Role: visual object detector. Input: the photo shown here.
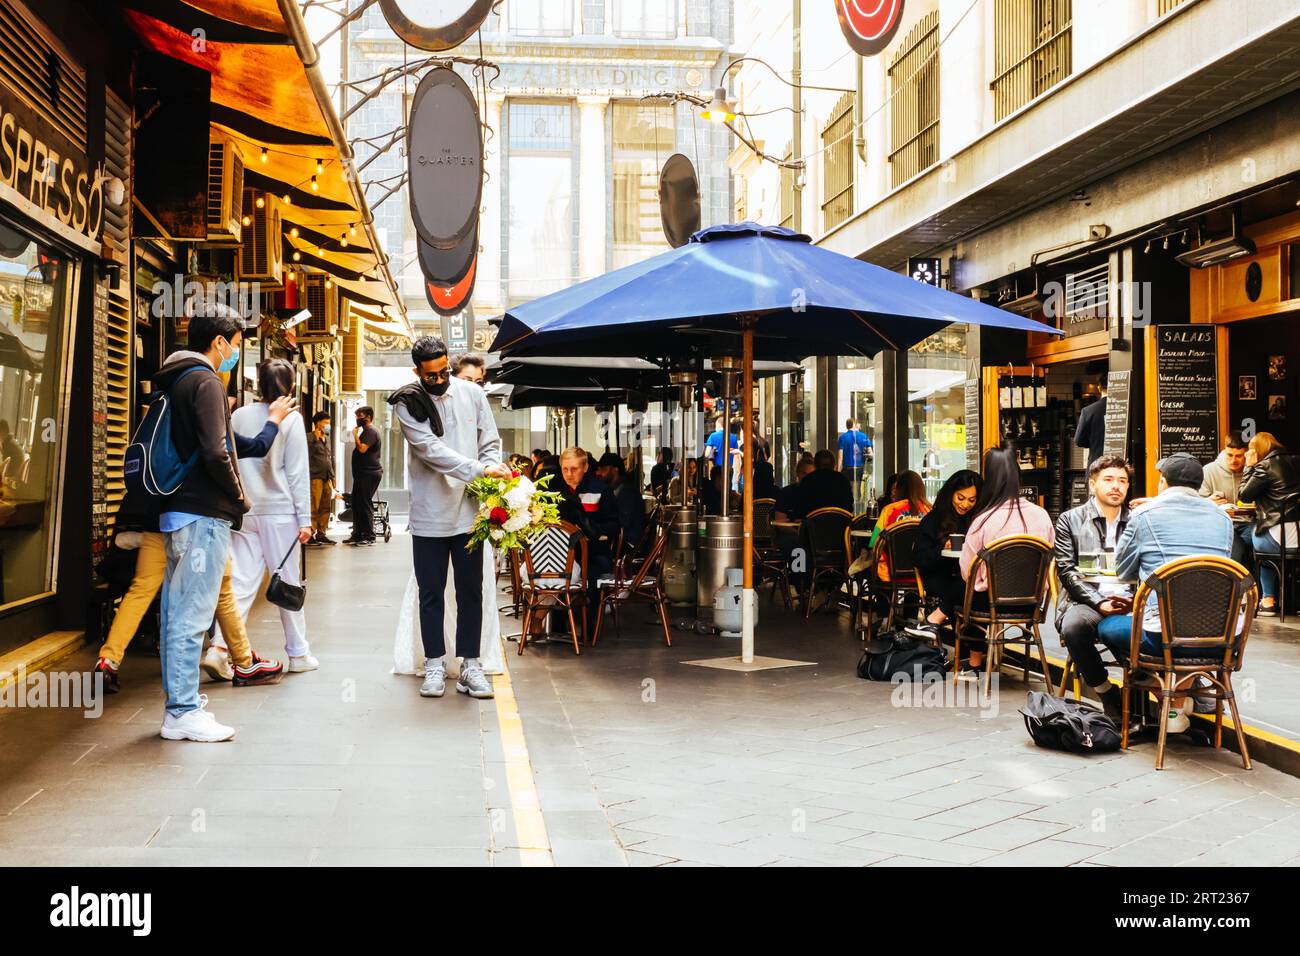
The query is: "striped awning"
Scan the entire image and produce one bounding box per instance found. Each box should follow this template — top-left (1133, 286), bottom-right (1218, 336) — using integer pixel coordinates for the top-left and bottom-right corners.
top-left (348, 302), bottom-right (411, 342)
top-left (119, 0), bottom-right (410, 336)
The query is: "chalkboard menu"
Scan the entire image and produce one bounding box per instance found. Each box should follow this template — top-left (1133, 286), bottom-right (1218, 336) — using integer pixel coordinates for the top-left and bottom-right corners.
top-left (1155, 325), bottom-right (1220, 462)
top-left (964, 378), bottom-right (980, 469)
top-left (1102, 369), bottom-right (1130, 458)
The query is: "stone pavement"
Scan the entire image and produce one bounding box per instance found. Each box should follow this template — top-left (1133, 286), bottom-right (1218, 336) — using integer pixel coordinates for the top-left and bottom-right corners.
top-left (2, 529), bottom-right (1300, 867)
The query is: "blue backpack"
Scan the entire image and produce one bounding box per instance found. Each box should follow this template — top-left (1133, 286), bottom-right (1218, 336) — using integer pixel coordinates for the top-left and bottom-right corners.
top-left (123, 366), bottom-right (203, 497)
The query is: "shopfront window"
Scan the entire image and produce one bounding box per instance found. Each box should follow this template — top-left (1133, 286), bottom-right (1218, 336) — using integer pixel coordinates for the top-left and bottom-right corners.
top-left (507, 102), bottom-right (574, 304)
top-left (612, 101), bottom-right (674, 269)
top-left (908, 326), bottom-right (969, 499)
top-left (836, 356), bottom-right (878, 511)
top-left (0, 224), bottom-right (73, 608)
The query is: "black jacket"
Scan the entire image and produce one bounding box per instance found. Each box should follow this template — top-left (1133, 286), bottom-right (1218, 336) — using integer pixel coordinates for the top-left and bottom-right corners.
top-left (795, 468), bottom-right (853, 516)
top-left (1239, 451), bottom-right (1300, 532)
top-left (116, 419), bottom-right (279, 533)
top-left (1075, 396), bottom-right (1106, 464)
top-left (152, 352), bottom-right (247, 529)
top-left (558, 473), bottom-right (620, 549)
top-left (1052, 498), bottom-right (1131, 625)
top-left (611, 479), bottom-right (646, 550)
top-left (914, 508), bottom-right (971, 580)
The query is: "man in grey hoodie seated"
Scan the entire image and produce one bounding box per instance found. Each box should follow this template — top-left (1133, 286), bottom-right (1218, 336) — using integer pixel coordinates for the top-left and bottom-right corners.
top-left (389, 336), bottom-right (512, 701)
top-left (1199, 431), bottom-right (1250, 563)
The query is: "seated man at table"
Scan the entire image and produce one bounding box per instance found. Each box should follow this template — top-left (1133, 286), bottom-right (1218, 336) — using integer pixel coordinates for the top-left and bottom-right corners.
top-left (1097, 453), bottom-right (1234, 734)
top-left (595, 451), bottom-right (645, 553)
top-left (1199, 431), bottom-right (1252, 564)
top-left (1054, 455), bottom-right (1135, 724)
top-left (794, 449), bottom-right (854, 517)
top-left (556, 447), bottom-right (620, 634)
top-left (774, 458), bottom-right (816, 522)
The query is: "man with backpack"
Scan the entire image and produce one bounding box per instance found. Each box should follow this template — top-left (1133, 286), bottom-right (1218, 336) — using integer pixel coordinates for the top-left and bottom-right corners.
top-left (150, 306), bottom-right (253, 742)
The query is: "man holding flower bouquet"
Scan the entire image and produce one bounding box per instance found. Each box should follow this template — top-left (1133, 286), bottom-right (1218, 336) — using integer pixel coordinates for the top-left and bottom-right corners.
top-left (388, 336), bottom-right (512, 700)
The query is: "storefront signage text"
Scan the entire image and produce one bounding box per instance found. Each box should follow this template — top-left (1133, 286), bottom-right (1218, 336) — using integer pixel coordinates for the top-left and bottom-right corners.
top-left (1154, 325), bottom-right (1219, 462)
top-left (0, 91), bottom-right (102, 241)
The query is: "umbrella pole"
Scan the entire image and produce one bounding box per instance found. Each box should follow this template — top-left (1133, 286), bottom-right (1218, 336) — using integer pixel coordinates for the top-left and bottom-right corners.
top-left (742, 323), bottom-right (755, 664)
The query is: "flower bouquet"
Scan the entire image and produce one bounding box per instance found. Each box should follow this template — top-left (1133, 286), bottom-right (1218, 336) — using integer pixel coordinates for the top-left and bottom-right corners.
top-left (466, 471), bottom-right (563, 551)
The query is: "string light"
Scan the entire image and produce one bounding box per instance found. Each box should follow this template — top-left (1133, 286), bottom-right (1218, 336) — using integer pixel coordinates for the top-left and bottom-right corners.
top-left (325, 277), bottom-right (332, 289)
top-left (241, 214), bottom-right (251, 227)
top-left (283, 193), bottom-right (291, 205)
top-left (310, 175), bottom-right (318, 192)
top-left (260, 147), bottom-right (268, 163)
top-left (289, 226), bottom-right (299, 238)
top-left (292, 250), bottom-right (302, 262)
top-left (349, 223), bottom-right (357, 237)
top-left (340, 235), bottom-right (348, 248)
top-left (255, 195), bottom-right (265, 209)
top-left (315, 158), bottom-right (324, 176)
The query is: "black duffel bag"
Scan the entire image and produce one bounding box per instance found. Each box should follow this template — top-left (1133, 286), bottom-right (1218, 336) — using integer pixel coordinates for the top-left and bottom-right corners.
top-left (1021, 691), bottom-right (1121, 754)
top-left (856, 631), bottom-right (949, 682)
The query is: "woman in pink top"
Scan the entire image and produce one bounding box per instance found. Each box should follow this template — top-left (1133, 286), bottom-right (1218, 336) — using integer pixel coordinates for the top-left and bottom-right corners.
top-left (957, 445), bottom-right (1056, 672)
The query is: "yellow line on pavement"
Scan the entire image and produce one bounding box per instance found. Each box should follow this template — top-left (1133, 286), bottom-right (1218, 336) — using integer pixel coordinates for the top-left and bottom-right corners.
top-left (492, 659), bottom-right (552, 866)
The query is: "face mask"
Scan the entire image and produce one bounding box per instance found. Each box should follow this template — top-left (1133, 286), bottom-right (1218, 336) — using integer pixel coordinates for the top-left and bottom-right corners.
top-left (217, 340), bottom-right (239, 374)
top-left (321, 425), bottom-right (330, 436)
top-left (421, 373), bottom-right (451, 396)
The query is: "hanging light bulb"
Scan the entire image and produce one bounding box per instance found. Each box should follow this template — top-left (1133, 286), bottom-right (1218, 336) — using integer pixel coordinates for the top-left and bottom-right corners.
top-left (310, 175), bottom-right (318, 192)
top-left (340, 234), bottom-right (348, 248)
top-left (289, 226), bottom-right (299, 238)
top-left (316, 245), bottom-right (324, 256)
top-left (325, 277), bottom-right (332, 289)
top-left (241, 214), bottom-right (251, 227)
top-left (349, 223), bottom-right (358, 237)
top-left (292, 250), bottom-right (302, 262)
top-left (700, 86), bottom-right (736, 123)
top-left (255, 195), bottom-right (265, 209)
top-left (283, 193), bottom-right (291, 205)
top-left (315, 158), bottom-right (324, 176)
top-left (260, 147), bottom-right (268, 163)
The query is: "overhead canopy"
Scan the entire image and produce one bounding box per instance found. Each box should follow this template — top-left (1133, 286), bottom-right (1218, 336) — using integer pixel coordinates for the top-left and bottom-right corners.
top-left (347, 302), bottom-right (411, 342)
top-left (119, 0), bottom-right (410, 337)
top-left (492, 223), bottom-right (1059, 361)
top-left (489, 355), bottom-right (802, 389)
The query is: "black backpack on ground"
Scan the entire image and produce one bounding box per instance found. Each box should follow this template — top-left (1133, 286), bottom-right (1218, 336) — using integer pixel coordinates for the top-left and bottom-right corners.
top-left (856, 630), bottom-right (950, 682)
top-left (1021, 691), bottom-right (1122, 754)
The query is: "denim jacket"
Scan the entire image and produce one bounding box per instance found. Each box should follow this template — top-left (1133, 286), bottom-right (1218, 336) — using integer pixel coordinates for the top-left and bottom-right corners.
top-left (1115, 486), bottom-right (1233, 632)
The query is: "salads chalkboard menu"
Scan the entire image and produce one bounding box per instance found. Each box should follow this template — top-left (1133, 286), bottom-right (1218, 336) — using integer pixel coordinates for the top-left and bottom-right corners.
top-left (1155, 325), bottom-right (1219, 462)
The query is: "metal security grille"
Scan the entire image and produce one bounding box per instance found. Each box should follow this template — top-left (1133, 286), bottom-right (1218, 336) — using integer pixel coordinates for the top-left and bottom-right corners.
top-left (0, 0), bottom-right (87, 151)
top-left (340, 314), bottom-right (363, 394)
top-left (103, 286), bottom-right (131, 534)
top-left (821, 92), bottom-right (855, 231)
top-left (991, 0), bottom-right (1072, 122)
top-left (103, 89), bottom-right (130, 255)
top-left (888, 11), bottom-right (939, 189)
top-left (778, 144), bottom-right (794, 229)
top-left (1063, 263), bottom-right (1109, 319)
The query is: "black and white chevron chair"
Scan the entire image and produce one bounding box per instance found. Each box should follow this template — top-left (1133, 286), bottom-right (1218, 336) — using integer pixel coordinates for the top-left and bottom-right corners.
top-left (518, 521), bottom-right (588, 655)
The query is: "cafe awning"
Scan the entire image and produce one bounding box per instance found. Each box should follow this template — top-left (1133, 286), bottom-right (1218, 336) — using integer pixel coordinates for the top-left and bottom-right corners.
top-left (119, 0), bottom-right (411, 338)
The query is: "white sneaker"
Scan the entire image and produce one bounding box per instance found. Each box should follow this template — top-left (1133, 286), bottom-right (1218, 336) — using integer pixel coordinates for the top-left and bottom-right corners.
top-left (160, 695), bottom-right (235, 742)
top-left (201, 645), bottom-right (233, 681)
top-left (288, 654), bottom-right (319, 672)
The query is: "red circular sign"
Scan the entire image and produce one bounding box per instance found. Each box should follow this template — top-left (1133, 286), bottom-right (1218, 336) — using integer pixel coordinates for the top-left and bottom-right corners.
top-left (834, 0), bottom-right (906, 57)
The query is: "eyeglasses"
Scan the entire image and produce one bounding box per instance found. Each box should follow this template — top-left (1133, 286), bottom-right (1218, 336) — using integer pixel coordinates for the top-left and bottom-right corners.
top-left (421, 369), bottom-right (451, 384)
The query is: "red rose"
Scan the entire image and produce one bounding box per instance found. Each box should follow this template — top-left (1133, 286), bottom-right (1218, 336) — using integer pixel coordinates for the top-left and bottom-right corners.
top-left (489, 507), bottom-right (509, 525)
top-left (511, 470), bottom-right (520, 478)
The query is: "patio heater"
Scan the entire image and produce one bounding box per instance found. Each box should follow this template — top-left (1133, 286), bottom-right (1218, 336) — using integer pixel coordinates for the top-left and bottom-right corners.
top-left (696, 355), bottom-right (744, 615)
top-left (662, 370), bottom-right (698, 606)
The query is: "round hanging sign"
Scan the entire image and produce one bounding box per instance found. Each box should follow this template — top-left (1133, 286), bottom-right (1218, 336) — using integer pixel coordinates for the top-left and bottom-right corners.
top-left (659, 153), bottom-right (701, 249)
top-left (834, 0), bottom-right (906, 57)
top-left (418, 228), bottom-right (477, 286)
top-left (407, 66), bottom-right (483, 251)
top-left (379, 0), bottom-right (496, 52)
top-left (425, 257), bottom-right (478, 317)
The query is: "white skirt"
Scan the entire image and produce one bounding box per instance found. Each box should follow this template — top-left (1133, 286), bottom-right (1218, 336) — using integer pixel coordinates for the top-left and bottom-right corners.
top-left (392, 545), bottom-right (505, 677)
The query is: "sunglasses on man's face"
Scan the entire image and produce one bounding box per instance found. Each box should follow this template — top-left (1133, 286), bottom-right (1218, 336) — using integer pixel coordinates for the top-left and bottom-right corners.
top-left (421, 368), bottom-right (450, 384)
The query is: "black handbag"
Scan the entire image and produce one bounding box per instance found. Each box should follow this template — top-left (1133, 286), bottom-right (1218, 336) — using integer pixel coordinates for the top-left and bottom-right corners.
top-left (1021, 691), bottom-right (1121, 754)
top-left (265, 539), bottom-right (305, 612)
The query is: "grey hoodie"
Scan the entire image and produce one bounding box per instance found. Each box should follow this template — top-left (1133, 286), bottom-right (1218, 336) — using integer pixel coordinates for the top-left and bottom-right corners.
top-left (394, 375), bottom-right (502, 537)
top-left (1199, 449), bottom-right (1243, 502)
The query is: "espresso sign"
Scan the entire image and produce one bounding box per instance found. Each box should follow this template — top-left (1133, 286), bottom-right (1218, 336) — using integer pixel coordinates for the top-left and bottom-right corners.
top-left (407, 67), bottom-right (482, 251)
top-left (1155, 326), bottom-right (1220, 462)
top-left (1101, 369), bottom-right (1130, 458)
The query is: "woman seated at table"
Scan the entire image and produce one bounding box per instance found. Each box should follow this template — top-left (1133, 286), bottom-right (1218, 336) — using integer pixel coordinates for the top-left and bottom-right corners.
top-left (904, 469), bottom-right (981, 644)
top-left (867, 470), bottom-right (930, 581)
top-left (1238, 431), bottom-right (1300, 617)
top-left (952, 445), bottom-right (1055, 674)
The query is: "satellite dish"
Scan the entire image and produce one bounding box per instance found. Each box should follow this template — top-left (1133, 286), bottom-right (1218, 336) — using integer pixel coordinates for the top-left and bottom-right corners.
top-left (659, 153), bottom-right (701, 249)
top-left (407, 67), bottom-right (482, 251)
top-left (425, 256), bottom-right (478, 317)
top-left (418, 227), bottom-right (476, 285)
top-left (834, 0), bottom-right (906, 57)
top-left (379, 0), bottom-right (495, 52)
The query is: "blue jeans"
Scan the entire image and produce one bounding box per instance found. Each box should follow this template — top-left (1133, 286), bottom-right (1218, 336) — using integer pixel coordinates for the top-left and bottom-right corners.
top-left (1097, 614), bottom-right (1205, 660)
top-left (160, 517), bottom-right (232, 717)
top-left (1252, 530), bottom-right (1280, 600)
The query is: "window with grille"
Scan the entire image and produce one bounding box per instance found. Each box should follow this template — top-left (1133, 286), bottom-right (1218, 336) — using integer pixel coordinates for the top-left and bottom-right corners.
top-left (888, 11), bottom-right (939, 189)
top-left (612, 101), bottom-right (674, 266)
top-left (511, 0), bottom-right (573, 37)
top-left (779, 144), bottom-right (794, 229)
top-left (507, 101), bottom-right (574, 301)
top-left (991, 0), bottom-right (1072, 122)
top-left (613, 0), bottom-right (676, 39)
top-left (821, 92), bottom-right (855, 231)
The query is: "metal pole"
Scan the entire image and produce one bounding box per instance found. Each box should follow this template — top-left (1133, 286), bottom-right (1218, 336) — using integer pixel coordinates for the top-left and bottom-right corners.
top-left (718, 385), bottom-right (731, 518)
top-left (741, 324), bottom-right (755, 663)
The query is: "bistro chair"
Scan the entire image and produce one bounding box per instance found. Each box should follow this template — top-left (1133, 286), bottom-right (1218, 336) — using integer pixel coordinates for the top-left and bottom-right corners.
top-left (1119, 555), bottom-right (1257, 771)
top-left (592, 530), bottom-right (672, 648)
top-left (953, 534), bottom-right (1054, 703)
top-left (517, 521), bottom-right (588, 656)
top-left (855, 517), bottom-right (926, 642)
top-left (768, 516), bottom-right (801, 610)
top-left (1252, 505), bottom-right (1300, 622)
top-left (800, 507), bottom-right (853, 618)
top-left (750, 497), bottom-right (786, 603)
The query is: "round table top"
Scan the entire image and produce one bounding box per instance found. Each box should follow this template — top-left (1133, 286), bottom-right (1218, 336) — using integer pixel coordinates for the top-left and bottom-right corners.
top-left (941, 549), bottom-right (962, 559)
top-left (850, 530), bottom-right (873, 538)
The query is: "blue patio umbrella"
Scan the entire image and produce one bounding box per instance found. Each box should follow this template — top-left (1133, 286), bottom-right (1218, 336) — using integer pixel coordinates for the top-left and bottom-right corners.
top-left (490, 222), bottom-right (1058, 361)
top-left (491, 223), bottom-right (1060, 663)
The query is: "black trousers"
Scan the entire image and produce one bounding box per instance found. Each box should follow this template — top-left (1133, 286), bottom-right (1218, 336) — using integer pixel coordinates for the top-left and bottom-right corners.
top-left (350, 470), bottom-right (381, 541)
top-left (412, 533), bottom-right (483, 659)
top-left (1059, 603), bottom-right (1108, 687)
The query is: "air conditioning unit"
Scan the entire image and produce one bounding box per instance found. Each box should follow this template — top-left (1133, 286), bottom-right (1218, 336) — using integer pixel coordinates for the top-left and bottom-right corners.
top-left (297, 272), bottom-right (338, 341)
top-left (206, 135), bottom-right (245, 245)
top-left (237, 189), bottom-right (284, 289)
